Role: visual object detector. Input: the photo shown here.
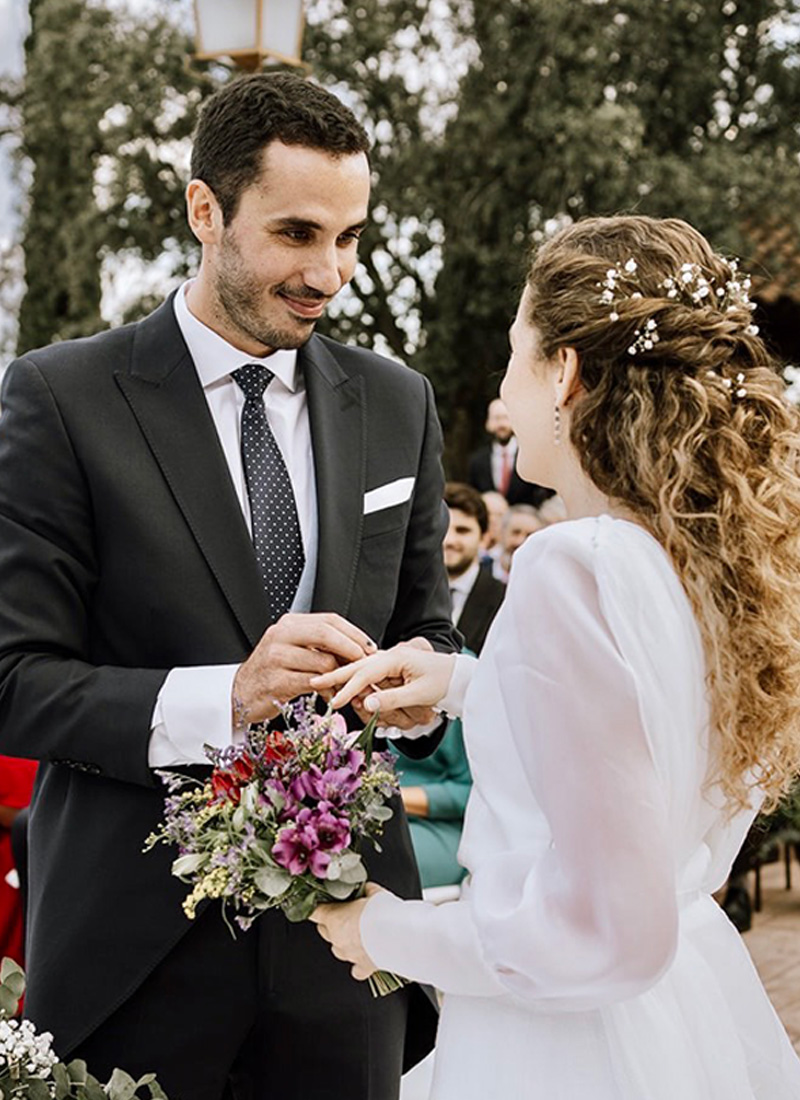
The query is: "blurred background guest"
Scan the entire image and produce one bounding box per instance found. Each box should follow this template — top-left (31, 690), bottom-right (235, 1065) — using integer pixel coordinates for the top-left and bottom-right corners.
top-left (444, 483), bottom-right (506, 655)
top-left (468, 397), bottom-right (552, 507)
top-left (479, 491), bottom-right (508, 567)
top-left (0, 757), bottom-right (36, 967)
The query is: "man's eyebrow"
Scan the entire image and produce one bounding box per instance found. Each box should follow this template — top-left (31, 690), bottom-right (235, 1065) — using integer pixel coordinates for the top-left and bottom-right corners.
top-left (270, 217), bottom-right (370, 232)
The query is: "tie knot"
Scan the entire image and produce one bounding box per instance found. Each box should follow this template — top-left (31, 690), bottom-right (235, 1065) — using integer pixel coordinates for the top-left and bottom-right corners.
top-left (232, 363), bottom-right (274, 401)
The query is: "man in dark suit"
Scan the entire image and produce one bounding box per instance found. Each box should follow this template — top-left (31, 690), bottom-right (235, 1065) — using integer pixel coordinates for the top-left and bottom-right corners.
top-left (0, 74), bottom-right (459, 1100)
top-left (468, 396), bottom-right (553, 507)
top-left (443, 483), bottom-right (506, 656)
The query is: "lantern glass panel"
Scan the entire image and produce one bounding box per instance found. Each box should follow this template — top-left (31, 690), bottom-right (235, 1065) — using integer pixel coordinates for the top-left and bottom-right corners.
top-left (196, 0), bottom-right (257, 54)
top-left (260, 0), bottom-right (304, 58)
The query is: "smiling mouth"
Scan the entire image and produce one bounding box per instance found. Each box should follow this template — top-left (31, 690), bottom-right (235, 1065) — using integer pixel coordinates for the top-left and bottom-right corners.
top-left (278, 292), bottom-right (328, 319)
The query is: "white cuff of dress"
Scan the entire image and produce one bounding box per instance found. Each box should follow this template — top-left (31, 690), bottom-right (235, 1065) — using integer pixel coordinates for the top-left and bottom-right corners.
top-left (435, 652), bottom-right (476, 720)
top-left (360, 889), bottom-right (505, 998)
top-left (148, 664), bottom-right (240, 767)
top-left (381, 715), bottom-right (442, 742)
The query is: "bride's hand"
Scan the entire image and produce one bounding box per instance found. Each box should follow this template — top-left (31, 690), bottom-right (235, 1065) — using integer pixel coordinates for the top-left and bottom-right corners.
top-left (310, 883), bottom-right (383, 980)
top-left (311, 644), bottom-right (456, 715)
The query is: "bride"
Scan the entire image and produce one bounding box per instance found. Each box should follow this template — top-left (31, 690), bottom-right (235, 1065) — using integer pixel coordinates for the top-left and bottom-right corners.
top-left (310, 215), bottom-right (800, 1099)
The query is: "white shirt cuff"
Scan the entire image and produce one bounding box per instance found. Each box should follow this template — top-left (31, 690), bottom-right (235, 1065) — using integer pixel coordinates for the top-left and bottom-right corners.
top-left (148, 665), bottom-right (240, 767)
top-left (436, 653), bottom-right (476, 720)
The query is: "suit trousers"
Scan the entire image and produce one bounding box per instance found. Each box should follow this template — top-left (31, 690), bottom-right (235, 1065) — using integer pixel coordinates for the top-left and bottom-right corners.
top-left (71, 902), bottom-right (411, 1100)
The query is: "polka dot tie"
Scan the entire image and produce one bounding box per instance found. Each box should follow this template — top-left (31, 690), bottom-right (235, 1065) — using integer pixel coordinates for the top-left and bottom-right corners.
top-left (232, 364), bottom-right (305, 620)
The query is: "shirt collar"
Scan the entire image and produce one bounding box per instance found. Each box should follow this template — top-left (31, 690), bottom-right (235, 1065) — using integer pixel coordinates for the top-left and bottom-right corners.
top-left (173, 280), bottom-right (299, 393)
top-left (492, 437), bottom-right (518, 455)
top-left (449, 560), bottom-right (480, 596)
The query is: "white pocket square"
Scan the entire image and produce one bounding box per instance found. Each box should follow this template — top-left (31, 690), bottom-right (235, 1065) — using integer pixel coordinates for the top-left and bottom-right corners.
top-left (363, 477), bottom-right (415, 515)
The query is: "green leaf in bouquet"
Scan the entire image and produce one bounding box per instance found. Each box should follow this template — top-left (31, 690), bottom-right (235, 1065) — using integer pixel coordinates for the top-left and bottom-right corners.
top-left (339, 860), bottom-right (367, 886)
top-left (232, 805), bottom-right (246, 832)
top-left (320, 878), bottom-right (359, 900)
top-left (0, 957), bottom-right (25, 998)
top-left (171, 852), bottom-right (207, 878)
top-left (253, 866), bottom-right (291, 898)
top-left (105, 1068), bottom-right (139, 1100)
top-left (356, 711), bottom-right (380, 763)
top-left (52, 1063), bottom-right (72, 1099)
top-left (282, 892), bottom-right (319, 923)
top-left (0, 986), bottom-right (19, 1018)
top-left (67, 1060), bottom-right (89, 1085)
top-left (368, 805), bottom-right (393, 823)
top-left (26, 1078), bottom-right (53, 1100)
top-left (78, 1074), bottom-right (108, 1100)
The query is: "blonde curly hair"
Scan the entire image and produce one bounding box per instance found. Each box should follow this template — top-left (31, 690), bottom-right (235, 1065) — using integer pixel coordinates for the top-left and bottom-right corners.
top-left (526, 215), bottom-right (800, 809)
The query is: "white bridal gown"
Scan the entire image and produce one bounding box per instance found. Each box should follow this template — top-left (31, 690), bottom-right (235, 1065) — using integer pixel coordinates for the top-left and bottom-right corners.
top-left (362, 516), bottom-right (800, 1099)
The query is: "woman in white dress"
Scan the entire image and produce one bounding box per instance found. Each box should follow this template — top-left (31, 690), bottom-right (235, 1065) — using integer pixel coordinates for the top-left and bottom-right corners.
top-left (310, 215), bottom-right (800, 1099)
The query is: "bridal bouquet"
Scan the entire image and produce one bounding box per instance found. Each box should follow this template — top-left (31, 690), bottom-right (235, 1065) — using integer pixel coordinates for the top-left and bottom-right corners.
top-left (0, 959), bottom-right (168, 1098)
top-left (145, 698), bottom-right (403, 995)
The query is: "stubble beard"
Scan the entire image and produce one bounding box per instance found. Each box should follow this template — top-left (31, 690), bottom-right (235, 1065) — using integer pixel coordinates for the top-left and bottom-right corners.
top-left (215, 233), bottom-right (320, 352)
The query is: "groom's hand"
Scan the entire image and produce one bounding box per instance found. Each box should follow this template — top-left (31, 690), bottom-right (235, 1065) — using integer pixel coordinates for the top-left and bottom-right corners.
top-left (232, 613), bottom-right (376, 726)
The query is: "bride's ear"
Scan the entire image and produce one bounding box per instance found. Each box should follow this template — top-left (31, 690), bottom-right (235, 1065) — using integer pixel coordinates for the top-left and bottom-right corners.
top-left (554, 347), bottom-right (583, 408)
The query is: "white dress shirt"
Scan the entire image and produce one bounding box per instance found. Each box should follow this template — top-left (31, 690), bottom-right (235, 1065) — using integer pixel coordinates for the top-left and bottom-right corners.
top-left (490, 437), bottom-right (517, 493)
top-left (149, 282), bottom-right (318, 766)
top-left (448, 560), bottom-right (480, 626)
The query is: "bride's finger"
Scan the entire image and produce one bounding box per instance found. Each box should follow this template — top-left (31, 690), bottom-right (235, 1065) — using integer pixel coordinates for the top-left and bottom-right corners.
top-left (315, 657), bottom-right (402, 708)
top-left (310, 655), bottom-right (372, 691)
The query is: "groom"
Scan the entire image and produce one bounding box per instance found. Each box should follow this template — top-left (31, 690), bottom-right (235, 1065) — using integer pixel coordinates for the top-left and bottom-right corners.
top-left (0, 74), bottom-right (458, 1099)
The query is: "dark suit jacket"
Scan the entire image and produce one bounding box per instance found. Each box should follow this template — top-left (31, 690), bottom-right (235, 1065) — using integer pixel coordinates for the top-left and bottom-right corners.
top-left (457, 568), bottom-right (506, 656)
top-left (0, 296), bottom-right (459, 1061)
top-left (467, 443), bottom-right (553, 507)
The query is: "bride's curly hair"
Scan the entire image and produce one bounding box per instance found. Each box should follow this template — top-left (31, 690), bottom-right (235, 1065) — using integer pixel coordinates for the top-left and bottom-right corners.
top-left (526, 215), bottom-right (800, 809)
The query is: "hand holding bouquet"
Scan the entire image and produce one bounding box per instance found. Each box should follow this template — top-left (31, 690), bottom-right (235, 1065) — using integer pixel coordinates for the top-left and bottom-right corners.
top-left (145, 698), bottom-right (404, 995)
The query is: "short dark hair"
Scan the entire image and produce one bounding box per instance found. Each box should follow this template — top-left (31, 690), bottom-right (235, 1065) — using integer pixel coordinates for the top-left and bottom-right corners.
top-left (191, 72), bottom-right (371, 224)
top-left (444, 482), bottom-right (488, 534)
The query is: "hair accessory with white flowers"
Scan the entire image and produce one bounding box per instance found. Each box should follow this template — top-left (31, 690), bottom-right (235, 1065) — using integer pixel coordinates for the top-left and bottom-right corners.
top-left (598, 256), bottom-right (760, 357)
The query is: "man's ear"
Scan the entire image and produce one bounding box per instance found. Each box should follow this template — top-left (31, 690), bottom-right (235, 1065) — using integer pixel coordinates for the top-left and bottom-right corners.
top-left (186, 179), bottom-right (224, 245)
top-left (554, 346), bottom-right (583, 408)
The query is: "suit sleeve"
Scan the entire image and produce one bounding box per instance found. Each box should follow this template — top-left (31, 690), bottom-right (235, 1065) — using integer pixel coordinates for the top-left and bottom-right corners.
top-left (383, 374), bottom-right (462, 759)
top-left (382, 374), bottom-right (459, 657)
top-left (0, 358), bottom-right (167, 787)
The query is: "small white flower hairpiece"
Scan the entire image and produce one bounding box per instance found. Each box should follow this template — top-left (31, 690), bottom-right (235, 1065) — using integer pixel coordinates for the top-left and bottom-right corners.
top-left (598, 255), bottom-right (760, 356)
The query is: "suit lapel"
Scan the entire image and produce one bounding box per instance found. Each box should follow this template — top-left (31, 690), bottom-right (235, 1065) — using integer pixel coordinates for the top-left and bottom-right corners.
top-left (301, 336), bottom-right (366, 616)
top-left (114, 297), bottom-right (268, 649)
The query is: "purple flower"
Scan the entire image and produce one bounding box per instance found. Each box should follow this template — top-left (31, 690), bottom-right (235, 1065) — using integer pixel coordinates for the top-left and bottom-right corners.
top-left (292, 756), bottom-right (364, 807)
top-left (313, 809), bottom-right (351, 853)
top-left (272, 822), bottom-right (331, 879)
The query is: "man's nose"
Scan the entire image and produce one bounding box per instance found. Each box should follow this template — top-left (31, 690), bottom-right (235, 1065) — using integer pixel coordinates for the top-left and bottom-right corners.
top-left (303, 245), bottom-right (344, 297)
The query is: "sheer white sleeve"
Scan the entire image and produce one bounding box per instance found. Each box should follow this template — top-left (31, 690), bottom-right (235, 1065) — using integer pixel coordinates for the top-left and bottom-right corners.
top-left (361, 532), bottom-right (679, 1008)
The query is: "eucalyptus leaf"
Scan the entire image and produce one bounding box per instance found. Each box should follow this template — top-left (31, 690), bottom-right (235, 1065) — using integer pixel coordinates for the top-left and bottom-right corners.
top-left (321, 879), bottom-right (358, 900)
top-left (339, 862), bottom-right (367, 886)
top-left (53, 1065), bottom-right (73, 1099)
top-left (0, 957), bottom-right (24, 990)
top-left (81, 1076), bottom-right (109, 1100)
top-left (105, 1068), bottom-right (138, 1100)
top-left (67, 1059), bottom-right (89, 1085)
top-left (253, 866), bottom-right (291, 898)
top-left (0, 987), bottom-right (19, 1018)
top-left (232, 805), bottom-right (245, 832)
top-left (282, 893), bottom-right (318, 923)
top-left (26, 1078), bottom-right (52, 1100)
top-left (171, 852), bottom-right (206, 878)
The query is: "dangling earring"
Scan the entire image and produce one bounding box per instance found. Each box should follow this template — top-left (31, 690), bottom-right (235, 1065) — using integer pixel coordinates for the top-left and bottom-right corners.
top-left (554, 403), bottom-right (562, 446)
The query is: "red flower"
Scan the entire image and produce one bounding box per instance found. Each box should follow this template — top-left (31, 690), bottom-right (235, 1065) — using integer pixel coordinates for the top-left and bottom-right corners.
top-left (210, 770), bottom-right (241, 804)
top-left (263, 732), bottom-right (294, 765)
top-left (231, 755), bottom-right (255, 783)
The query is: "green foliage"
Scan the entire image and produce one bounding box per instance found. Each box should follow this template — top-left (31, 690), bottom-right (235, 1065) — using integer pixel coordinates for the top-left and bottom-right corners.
top-left (10, 0), bottom-right (800, 469)
top-left (0, 959), bottom-right (169, 1098)
top-left (307, 0), bottom-right (800, 471)
top-left (12, 0), bottom-right (212, 353)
